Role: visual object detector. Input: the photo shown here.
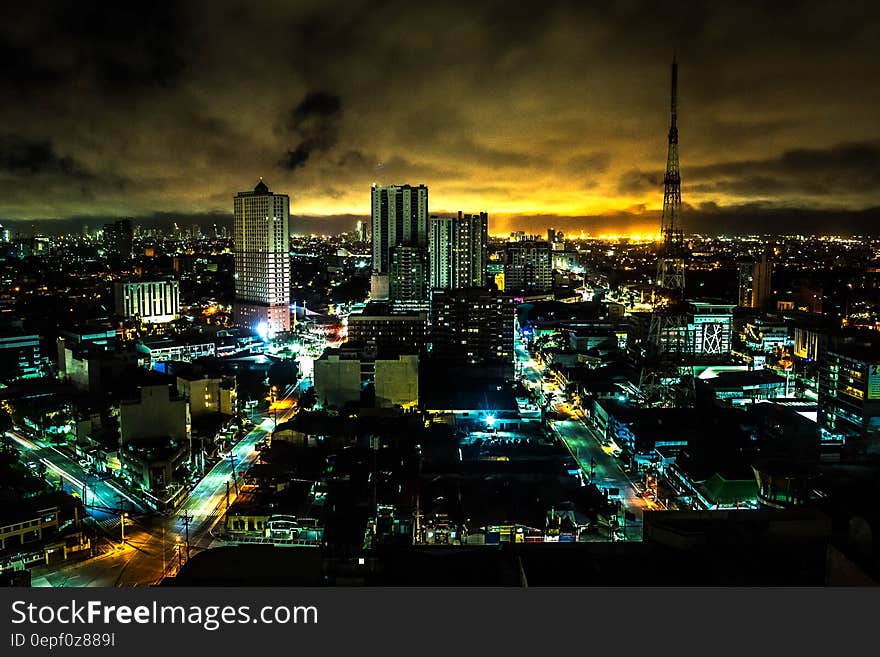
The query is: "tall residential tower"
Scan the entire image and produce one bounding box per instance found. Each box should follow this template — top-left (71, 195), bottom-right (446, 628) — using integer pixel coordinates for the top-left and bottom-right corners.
top-left (233, 179), bottom-right (291, 335)
top-left (429, 211), bottom-right (488, 290)
top-left (370, 184), bottom-right (429, 303)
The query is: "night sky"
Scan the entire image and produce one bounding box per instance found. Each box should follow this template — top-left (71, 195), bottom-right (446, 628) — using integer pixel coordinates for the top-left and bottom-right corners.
top-left (1, 1), bottom-right (879, 235)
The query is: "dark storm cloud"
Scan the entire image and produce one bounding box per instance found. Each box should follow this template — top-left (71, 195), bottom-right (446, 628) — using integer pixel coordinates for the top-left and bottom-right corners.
top-left (566, 152), bottom-right (612, 174)
top-left (280, 92), bottom-right (343, 171)
top-left (0, 1), bottom-right (189, 95)
top-left (1, 0), bottom-right (879, 228)
top-left (0, 135), bottom-right (91, 179)
top-left (687, 140), bottom-right (880, 198)
top-left (620, 140), bottom-right (880, 200)
top-left (54, 0), bottom-right (187, 91)
top-left (618, 169), bottom-right (665, 194)
top-left (0, 35), bottom-right (68, 90)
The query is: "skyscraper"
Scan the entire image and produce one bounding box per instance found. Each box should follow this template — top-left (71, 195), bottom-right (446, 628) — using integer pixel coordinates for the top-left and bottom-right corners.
top-left (370, 184), bottom-right (428, 300)
top-left (738, 260), bottom-right (754, 307)
top-left (752, 254), bottom-right (772, 310)
top-left (233, 179), bottom-right (291, 335)
top-left (429, 212), bottom-right (488, 290)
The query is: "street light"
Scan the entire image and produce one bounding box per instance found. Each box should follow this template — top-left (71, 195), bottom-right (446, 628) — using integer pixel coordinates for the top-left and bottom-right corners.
top-left (120, 512), bottom-right (129, 545)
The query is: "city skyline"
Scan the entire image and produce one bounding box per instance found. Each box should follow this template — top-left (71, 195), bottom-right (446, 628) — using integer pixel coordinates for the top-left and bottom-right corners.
top-left (0, 1), bottom-right (879, 237)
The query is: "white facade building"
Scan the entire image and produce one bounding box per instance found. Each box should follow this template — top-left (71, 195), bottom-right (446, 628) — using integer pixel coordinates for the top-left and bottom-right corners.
top-left (234, 179), bottom-right (291, 335)
top-left (114, 280), bottom-right (180, 323)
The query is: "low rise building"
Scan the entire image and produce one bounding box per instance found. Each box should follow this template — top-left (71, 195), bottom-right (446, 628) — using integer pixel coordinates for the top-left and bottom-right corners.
top-left (314, 346), bottom-right (419, 409)
top-left (702, 369), bottom-right (787, 405)
top-left (137, 335), bottom-right (216, 363)
top-left (119, 377), bottom-right (191, 447)
top-left (0, 328), bottom-right (42, 380)
top-left (0, 493), bottom-right (90, 572)
top-left (114, 280), bottom-right (181, 323)
top-left (176, 370), bottom-right (236, 418)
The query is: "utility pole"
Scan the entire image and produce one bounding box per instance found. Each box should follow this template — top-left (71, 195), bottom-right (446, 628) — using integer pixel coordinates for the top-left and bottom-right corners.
top-left (116, 494), bottom-right (126, 545)
top-left (180, 511), bottom-right (192, 561)
top-left (228, 454), bottom-right (239, 494)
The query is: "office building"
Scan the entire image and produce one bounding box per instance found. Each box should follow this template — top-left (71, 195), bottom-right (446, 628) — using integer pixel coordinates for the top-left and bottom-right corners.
top-left (103, 219), bottom-right (133, 260)
top-left (429, 212), bottom-right (488, 290)
top-left (371, 184), bottom-right (428, 301)
top-left (114, 280), bottom-right (181, 324)
top-left (430, 287), bottom-right (515, 378)
top-left (687, 301), bottom-right (734, 356)
top-left (653, 301), bottom-right (734, 357)
top-left (233, 179), bottom-right (291, 335)
top-left (818, 344), bottom-right (880, 454)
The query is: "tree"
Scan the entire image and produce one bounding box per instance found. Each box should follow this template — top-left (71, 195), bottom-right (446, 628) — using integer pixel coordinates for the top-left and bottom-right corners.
top-left (268, 359), bottom-right (299, 390)
top-left (299, 386), bottom-right (316, 410)
top-left (0, 408), bottom-right (12, 434)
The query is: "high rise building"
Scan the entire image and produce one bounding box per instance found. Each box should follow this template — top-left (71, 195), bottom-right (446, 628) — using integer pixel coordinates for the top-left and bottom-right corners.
top-left (346, 301), bottom-right (427, 356)
top-left (737, 261), bottom-right (754, 307)
top-left (354, 220), bottom-right (368, 243)
top-left (752, 254), bottom-right (772, 310)
top-left (233, 179), bottom-right (291, 335)
top-left (114, 280), bottom-right (181, 323)
top-left (738, 254), bottom-right (773, 309)
top-left (429, 212), bottom-right (488, 290)
top-left (103, 219), bottom-right (133, 260)
top-left (389, 245), bottom-right (429, 306)
top-left (430, 287), bottom-right (515, 378)
top-left (370, 184), bottom-right (428, 300)
top-left (503, 240), bottom-right (552, 293)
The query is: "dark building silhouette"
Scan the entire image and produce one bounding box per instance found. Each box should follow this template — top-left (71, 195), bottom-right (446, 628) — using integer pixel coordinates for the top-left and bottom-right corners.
top-left (430, 287), bottom-right (514, 378)
top-left (103, 219), bottom-right (133, 260)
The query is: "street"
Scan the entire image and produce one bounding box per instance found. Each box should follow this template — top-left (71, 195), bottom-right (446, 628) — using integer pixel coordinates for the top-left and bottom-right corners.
top-left (515, 330), bottom-right (650, 539)
top-left (26, 378), bottom-right (306, 587)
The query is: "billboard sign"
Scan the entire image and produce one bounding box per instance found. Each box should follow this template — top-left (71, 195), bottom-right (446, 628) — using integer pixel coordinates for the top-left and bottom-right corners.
top-left (868, 364), bottom-right (880, 400)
